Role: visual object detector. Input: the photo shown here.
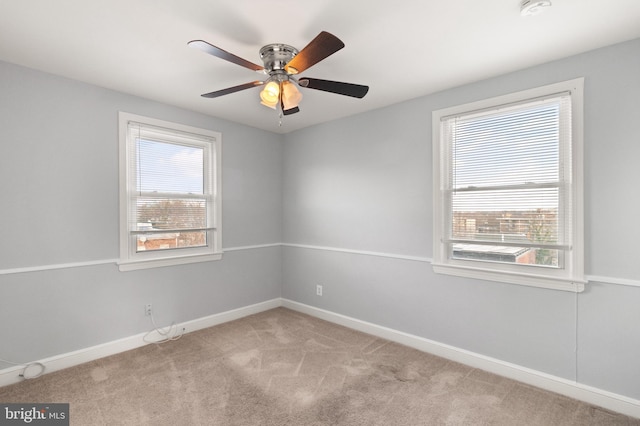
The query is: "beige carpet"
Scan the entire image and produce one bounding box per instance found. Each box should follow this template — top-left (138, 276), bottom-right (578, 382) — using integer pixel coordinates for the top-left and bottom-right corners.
top-left (1, 307), bottom-right (638, 425)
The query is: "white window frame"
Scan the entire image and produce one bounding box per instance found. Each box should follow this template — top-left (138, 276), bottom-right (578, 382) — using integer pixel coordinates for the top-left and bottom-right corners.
top-left (432, 79), bottom-right (585, 292)
top-left (118, 112), bottom-right (222, 271)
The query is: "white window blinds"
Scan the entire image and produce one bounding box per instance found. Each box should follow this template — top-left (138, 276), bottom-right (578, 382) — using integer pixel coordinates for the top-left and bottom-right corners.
top-left (440, 93), bottom-right (572, 268)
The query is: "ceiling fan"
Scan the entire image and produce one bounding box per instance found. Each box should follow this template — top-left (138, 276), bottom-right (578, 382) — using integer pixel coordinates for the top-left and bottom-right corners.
top-left (188, 31), bottom-right (369, 121)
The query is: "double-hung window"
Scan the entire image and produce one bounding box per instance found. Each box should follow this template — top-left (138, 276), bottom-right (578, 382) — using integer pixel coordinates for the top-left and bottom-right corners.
top-left (118, 112), bottom-right (222, 271)
top-left (432, 79), bottom-right (584, 291)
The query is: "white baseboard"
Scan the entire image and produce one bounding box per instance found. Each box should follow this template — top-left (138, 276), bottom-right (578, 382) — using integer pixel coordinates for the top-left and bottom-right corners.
top-left (281, 299), bottom-right (640, 419)
top-left (0, 298), bottom-right (281, 388)
top-left (176, 298), bottom-right (282, 333)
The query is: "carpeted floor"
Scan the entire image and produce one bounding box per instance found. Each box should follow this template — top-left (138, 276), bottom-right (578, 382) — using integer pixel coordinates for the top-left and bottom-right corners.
top-left (1, 307), bottom-right (638, 425)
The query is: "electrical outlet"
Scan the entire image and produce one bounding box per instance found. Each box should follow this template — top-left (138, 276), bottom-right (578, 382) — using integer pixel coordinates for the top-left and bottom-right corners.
top-left (144, 304), bottom-right (152, 316)
top-left (316, 285), bottom-right (323, 296)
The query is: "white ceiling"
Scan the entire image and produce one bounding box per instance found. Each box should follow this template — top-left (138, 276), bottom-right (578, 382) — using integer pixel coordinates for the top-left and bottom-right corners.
top-left (1, 1), bottom-right (639, 134)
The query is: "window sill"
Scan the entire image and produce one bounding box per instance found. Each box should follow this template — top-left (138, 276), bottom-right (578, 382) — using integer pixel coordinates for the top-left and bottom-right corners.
top-left (118, 252), bottom-right (223, 272)
top-left (432, 262), bottom-right (585, 292)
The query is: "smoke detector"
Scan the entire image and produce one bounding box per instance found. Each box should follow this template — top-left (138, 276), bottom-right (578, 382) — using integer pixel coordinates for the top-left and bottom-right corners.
top-left (521, 0), bottom-right (552, 16)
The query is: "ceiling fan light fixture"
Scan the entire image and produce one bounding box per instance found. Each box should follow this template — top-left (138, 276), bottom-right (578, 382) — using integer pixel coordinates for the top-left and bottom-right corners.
top-left (520, 0), bottom-right (552, 16)
top-left (259, 81), bottom-right (280, 108)
top-left (282, 81), bottom-right (302, 110)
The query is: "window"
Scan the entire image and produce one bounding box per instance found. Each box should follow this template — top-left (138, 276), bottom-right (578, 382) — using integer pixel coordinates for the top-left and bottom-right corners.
top-left (432, 79), bottom-right (584, 291)
top-left (118, 112), bottom-right (222, 271)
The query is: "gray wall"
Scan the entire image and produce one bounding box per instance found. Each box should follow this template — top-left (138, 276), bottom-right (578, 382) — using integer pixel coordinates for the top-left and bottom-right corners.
top-left (282, 38), bottom-right (640, 399)
top-left (0, 61), bottom-right (283, 364)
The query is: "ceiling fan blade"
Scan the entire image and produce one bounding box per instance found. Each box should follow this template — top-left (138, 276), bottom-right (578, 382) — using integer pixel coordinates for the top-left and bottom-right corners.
top-left (188, 40), bottom-right (264, 72)
top-left (298, 78), bottom-right (369, 98)
top-left (284, 31), bottom-right (345, 74)
top-left (201, 81), bottom-right (264, 98)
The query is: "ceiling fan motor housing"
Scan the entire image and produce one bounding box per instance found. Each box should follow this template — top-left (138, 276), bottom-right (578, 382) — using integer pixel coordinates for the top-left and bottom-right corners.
top-left (259, 44), bottom-right (298, 73)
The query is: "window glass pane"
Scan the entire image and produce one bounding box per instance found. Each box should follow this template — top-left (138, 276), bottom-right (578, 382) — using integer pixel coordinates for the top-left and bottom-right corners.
top-left (452, 192), bottom-right (559, 242)
top-left (451, 103), bottom-right (560, 189)
top-left (137, 139), bottom-right (204, 194)
top-left (136, 197), bottom-right (207, 230)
